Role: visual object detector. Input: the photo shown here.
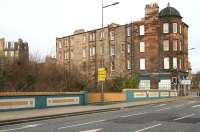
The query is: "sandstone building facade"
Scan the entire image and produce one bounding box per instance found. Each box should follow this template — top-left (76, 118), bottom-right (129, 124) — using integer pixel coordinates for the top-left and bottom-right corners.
top-left (0, 38), bottom-right (29, 61)
top-left (56, 3), bottom-right (189, 90)
top-left (192, 73), bottom-right (200, 90)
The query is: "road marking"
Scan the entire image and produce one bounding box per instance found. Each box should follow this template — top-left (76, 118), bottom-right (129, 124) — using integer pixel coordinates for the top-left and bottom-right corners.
top-left (153, 104), bottom-right (166, 107)
top-left (174, 114), bottom-right (195, 121)
top-left (0, 124), bottom-right (41, 132)
top-left (120, 112), bottom-right (147, 118)
top-left (80, 128), bottom-right (102, 132)
top-left (174, 104), bottom-right (185, 108)
top-left (57, 120), bottom-right (106, 130)
top-left (192, 104), bottom-right (200, 108)
top-left (155, 107), bottom-right (170, 112)
top-left (135, 123), bottom-right (162, 132)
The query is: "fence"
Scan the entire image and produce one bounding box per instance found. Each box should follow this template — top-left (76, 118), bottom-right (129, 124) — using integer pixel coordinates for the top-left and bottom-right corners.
top-left (123, 89), bottom-right (177, 101)
top-left (0, 89), bottom-right (178, 111)
top-left (0, 91), bottom-right (87, 111)
top-left (88, 89), bottom-right (177, 103)
top-left (88, 92), bottom-right (126, 104)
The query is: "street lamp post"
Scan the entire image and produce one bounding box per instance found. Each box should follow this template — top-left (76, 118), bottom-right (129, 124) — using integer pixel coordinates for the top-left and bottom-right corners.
top-left (100, 0), bottom-right (119, 104)
top-left (186, 47), bottom-right (196, 96)
top-left (176, 47), bottom-right (195, 96)
top-left (189, 48), bottom-right (195, 51)
top-left (101, 1), bottom-right (119, 29)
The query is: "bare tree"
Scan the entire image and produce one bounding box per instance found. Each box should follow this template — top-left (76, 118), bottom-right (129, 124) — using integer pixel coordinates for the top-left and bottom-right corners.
top-left (0, 53), bottom-right (92, 92)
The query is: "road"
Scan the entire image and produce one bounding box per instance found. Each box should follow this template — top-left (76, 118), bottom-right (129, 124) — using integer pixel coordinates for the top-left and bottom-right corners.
top-left (0, 97), bottom-right (200, 132)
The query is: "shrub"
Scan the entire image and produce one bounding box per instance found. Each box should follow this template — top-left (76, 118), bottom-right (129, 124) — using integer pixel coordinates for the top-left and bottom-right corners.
top-left (124, 74), bottom-right (139, 89)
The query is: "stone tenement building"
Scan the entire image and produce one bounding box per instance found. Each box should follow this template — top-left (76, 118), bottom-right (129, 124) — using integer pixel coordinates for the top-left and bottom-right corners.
top-left (191, 73), bottom-right (200, 90)
top-left (0, 38), bottom-right (29, 61)
top-left (56, 3), bottom-right (189, 90)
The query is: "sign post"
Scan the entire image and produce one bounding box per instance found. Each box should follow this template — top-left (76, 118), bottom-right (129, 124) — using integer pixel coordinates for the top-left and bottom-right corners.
top-left (98, 68), bottom-right (106, 104)
top-left (180, 80), bottom-right (191, 85)
top-left (180, 80), bottom-right (191, 96)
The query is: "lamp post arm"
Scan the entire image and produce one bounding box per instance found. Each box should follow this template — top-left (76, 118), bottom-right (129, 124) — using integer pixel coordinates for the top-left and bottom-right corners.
top-left (103, 2), bottom-right (119, 8)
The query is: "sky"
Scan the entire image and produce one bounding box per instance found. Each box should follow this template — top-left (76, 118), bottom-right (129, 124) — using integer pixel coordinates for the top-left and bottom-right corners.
top-left (0, 0), bottom-right (199, 72)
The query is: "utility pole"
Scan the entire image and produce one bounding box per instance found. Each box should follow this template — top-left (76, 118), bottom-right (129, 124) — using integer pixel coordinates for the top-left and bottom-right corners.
top-left (99, 0), bottom-right (119, 105)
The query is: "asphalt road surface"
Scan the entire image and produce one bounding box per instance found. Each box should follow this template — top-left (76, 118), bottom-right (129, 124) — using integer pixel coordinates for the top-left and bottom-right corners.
top-left (0, 97), bottom-right (200, 132)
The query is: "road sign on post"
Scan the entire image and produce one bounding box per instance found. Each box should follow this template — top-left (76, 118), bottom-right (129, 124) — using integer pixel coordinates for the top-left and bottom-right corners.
top-left (98, 68), bottom-right (106, 105)
top-left (180, 80), bottom-right (191, 85)
top-left (98, 68), bottom-right (106, 81)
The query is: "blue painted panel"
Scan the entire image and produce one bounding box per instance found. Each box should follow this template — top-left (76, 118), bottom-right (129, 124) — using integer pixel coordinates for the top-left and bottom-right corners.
top-left (126, 90), bottom-right (134, 101)
top-left (0, 96), bottom-right (36, 111)
top-left (0, 92), bottom-right (88, 111)
top-left (46, 95), bottom-right (81, 107)
top-left (35, 96), bottom-right (46, 109)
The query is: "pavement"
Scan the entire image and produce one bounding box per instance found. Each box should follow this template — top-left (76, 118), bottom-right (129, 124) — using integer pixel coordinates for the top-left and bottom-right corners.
top-left (0, 96), bottom-right (199, 132)
top-left (0, 96), bottom-right (193, 125)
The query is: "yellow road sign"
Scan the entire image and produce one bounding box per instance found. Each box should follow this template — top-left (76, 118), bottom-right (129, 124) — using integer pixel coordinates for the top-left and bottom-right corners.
top-left (98, 78), bottom-right (105, 81)
top-left (98, 68), bottom-right (105, 71)
top-left (98, 71), bottom-right (106, 75)
top-left (98, 68), bottom-right (105, 72)
top-left (98, 68), bottom-right (106, 75)
top-left (98, 74), bottom-right (106, 78)
top-left (98, 68), bottom-right (106, 81)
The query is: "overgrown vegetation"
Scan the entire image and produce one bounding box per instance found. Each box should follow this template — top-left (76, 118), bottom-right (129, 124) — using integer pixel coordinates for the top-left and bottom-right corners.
top-left (0, 56), bottom-right (87, 92)
top-left (0, 55), bottom-right (140, 92)
top-left (124, 75), bottom-right (139, 89)
top-left (103, 74), bottom-right (139, 92)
